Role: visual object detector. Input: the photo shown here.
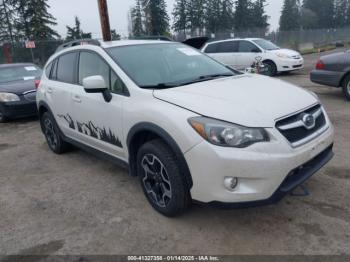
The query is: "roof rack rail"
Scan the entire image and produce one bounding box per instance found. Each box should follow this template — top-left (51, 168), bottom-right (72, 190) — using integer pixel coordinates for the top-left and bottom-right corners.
top-left (129, 36), bottom-right (173, 41)
top-left (55, 39), bottom-right (101, 53)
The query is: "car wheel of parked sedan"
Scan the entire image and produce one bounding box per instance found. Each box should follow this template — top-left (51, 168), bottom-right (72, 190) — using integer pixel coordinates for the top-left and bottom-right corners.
top-left (137, 139), bottom-right (191, 217)
top-left (262, 61), bottom-right (277, 77)
top-left (342, 75), bottom-right (350, 101)
top-left (41, 112), bottom-right (70, 154)
top-left (0, 109), bottom-right (8, 123)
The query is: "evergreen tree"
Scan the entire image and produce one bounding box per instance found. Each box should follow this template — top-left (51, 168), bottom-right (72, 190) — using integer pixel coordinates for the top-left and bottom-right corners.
top-left (111, 29), bottom-right (121, 40)
top-left (131, 0), bottom-right (144, 36)
top-left (0, 0), bottom-right (15, 43)
top-left (333, 0), bottom-right (347, 27)
top-left (66, 16), bottom-right (91, 40)
top-left (234, 0), bottom-right (251, 31)
top-left (187, 0), bottom-right (206, 34)
top-left (302, 0), bottom-right (334, 29)
top-left (279, 0), bottom-right (301, 31)
top-left (172, 0), bottom-right (188, 34)
top-left (13, 0), bottom-right (59, 40)
top-left (205, 0), bottom-right (222, 33)
top-left (220, 0), bottom-right (234, 32)
top-left (142, 0), bottom-right (170, 35)
top-left (250, 0), bottom-right (269, 31)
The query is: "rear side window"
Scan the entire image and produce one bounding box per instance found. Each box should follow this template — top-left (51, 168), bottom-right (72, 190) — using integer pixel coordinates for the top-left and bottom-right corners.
top-left (217, 41), bottom-right (238, 53)
top-left (56, 52), bottom-right (78, 84)
top-left (204, 43), bottom-right (219, 53)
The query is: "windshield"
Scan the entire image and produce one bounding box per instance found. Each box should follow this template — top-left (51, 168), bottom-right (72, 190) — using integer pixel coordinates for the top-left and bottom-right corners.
top-left (106, 43), bottom-right (235, 88)
top-left (253, 39), bottom-right (280, 51)
top-left (0, 65), bottom-right (42, 84)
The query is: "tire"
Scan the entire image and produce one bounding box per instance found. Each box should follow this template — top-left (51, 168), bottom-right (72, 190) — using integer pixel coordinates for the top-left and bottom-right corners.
top-left (0, 108), bottom-right (8, 123)
top-left (262, 61), bottom-right (278, 77)
top-left (40, 112), bottom-right (70, 154)
top-left (137, 139), bottom-right (191, 217)
top-left (341, 75), bottom-right (350, 101)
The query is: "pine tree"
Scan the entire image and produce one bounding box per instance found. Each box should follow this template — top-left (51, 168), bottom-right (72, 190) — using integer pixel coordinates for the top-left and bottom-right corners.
top-left (220, 0), bottom-right (234, 32)
top-left (205, 0), bottom-right (222, 33)
top-left (131, 0), bottom-right (144, 36)
top-left (234, 0), bottom-right (252, 31)
top-left (250, 0), bottom-right (269, 31)
top-left (188, 0), bottom-right (206, 34)
top-left (334, 0), bottom-right (347, 27)
top-left (66, 16), bottom-right (92, 40)
top-left (279, 0), bottom-right (301, 31)
top-left (13, 0), bottom-right (59, 40)
top-left (302, 0), bottom-right (334, 29)
top-left (172, 0), bottom-right (188, 34)
top-left (142, 0), bottom-right (170, 35)
top-left (111, 29), bottom-right (121, 40)
top-left (0, 0), bottom-right (15, 43)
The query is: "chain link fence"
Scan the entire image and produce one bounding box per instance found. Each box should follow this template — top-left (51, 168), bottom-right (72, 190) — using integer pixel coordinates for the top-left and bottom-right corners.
top-left (2, 27), bottom-right (350, 67)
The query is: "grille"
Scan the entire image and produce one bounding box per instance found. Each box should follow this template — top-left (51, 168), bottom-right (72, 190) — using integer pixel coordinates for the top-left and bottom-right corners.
top-left (276, 104), bottom-right (328, 147)
top-left (292, 55), bottom-right (302, 59)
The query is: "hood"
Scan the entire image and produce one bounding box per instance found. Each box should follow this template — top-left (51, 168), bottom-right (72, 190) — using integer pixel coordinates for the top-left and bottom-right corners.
top-left (0, 79), bottom-right (37, 95)
top-left (153, 74), bottom-right (317, 127)
top-left (269, 48), bottom-right (301, 57)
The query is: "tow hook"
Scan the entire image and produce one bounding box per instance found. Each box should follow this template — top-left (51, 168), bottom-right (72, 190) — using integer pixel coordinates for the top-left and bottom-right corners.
top-left (290, 184), bottom-right (310, 197)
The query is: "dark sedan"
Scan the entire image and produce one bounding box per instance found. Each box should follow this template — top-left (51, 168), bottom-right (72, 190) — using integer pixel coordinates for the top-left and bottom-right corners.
top-left (310, 50), bottom-right (350, 101)
top-left (0, 63), bottom-right (42, 122)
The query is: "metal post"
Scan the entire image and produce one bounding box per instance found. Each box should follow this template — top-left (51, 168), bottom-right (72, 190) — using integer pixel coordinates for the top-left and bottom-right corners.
top-left (97, 0), bottom-right (111, 41)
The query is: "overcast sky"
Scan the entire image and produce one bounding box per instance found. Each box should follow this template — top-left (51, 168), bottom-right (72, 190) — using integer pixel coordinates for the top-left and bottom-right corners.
top-left (47, 0), bottom-right (283, 38)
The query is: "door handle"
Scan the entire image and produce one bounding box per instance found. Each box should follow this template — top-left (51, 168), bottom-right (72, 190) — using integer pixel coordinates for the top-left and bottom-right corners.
top-left (73, 95), bottom-right (82, 103)
top-left (47, 87), bottom-right (53, 94)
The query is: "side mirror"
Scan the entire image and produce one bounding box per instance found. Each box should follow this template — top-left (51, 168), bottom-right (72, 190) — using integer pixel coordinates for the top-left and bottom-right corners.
top-left (83, 75), bottom-right (112, 102)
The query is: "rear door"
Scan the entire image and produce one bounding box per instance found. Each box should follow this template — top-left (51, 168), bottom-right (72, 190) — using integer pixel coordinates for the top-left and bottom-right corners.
top-left (45, 52), bottom-right (78, 138)
top-left (235, 40), bottom-right (263, 70)
top-left (203, 41), bottom-right (238, 68)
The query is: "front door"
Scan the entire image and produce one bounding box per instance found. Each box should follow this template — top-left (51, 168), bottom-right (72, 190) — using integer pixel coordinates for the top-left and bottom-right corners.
top-left (69, 51), bottom-right (128, 160)
top-left (235, 41), bottom-right (263, 70)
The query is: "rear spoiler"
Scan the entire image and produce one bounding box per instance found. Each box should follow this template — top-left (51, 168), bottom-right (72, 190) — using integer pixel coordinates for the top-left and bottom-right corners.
top-left (182, 37), bottom-right (210, 49)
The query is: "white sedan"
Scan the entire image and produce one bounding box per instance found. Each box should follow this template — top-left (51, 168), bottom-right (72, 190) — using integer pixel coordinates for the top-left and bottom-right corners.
top-left (201, 38), bottom-right (304, 76)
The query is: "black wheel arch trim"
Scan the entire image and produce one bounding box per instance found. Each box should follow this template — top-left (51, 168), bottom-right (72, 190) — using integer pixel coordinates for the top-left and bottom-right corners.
top-left (127, 122), bottom-right (193, 190)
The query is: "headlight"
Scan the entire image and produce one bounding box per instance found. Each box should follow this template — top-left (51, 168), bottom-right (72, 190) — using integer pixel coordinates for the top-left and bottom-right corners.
top-left (188, 117), bottom-right (269, 148)
top-left (276, 53), bottom-right (292, 59)
top-left (0, 92), bottom-right (20, 102)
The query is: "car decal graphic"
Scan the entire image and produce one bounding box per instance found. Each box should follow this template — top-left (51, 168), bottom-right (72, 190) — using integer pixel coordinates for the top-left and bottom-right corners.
top-left (58, 114), bottom-right (123, 148)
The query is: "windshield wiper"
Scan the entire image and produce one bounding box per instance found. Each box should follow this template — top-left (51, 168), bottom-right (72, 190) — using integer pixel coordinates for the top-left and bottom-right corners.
top-left (140, 83), bottom-right (180, 90)
top-left (180, 73), bottom-right (234, 86)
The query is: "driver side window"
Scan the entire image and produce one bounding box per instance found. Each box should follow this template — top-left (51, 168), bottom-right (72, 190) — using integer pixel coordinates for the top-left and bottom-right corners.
top-left (238, 41), bottom-right (260, 53)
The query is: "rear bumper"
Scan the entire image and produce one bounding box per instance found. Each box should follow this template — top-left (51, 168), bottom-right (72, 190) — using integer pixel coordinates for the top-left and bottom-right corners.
top-left (0, 100), bottom-right (38, 119)
top-left (310, 70), bottom-right (343, 87)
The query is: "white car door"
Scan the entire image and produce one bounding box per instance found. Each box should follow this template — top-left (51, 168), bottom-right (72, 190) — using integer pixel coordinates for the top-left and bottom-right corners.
top-left (235, 40), bottom-right (263, 70)
top-left (45, 52), bottom-right (78, 138)
top-left (203, 41), bottom-right (238, 68)
top-left (69, 51), bottom-right (127, 160)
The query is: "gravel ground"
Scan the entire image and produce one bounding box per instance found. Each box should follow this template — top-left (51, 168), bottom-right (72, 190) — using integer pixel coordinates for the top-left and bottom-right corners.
top-left (0, 48), bottom-right (349, 255)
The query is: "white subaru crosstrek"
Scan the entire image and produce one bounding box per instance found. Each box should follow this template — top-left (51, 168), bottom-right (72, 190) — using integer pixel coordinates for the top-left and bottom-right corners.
top-left (201, 38), bottom-right (304, 76)
top-left (37, 40), bottom-right (334, 217)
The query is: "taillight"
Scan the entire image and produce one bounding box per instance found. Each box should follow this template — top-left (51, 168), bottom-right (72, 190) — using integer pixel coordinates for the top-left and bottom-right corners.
top-left (316, 59), bottom-right (325, 70)
top-left (35, 79), bottom-right (41, 89)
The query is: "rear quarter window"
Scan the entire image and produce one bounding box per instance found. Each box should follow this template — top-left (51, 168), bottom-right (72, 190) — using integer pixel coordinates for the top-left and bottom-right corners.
top-left (56, 52), bottom-right (78, 84)
top-left (204, 43), bottom-right (219, 53)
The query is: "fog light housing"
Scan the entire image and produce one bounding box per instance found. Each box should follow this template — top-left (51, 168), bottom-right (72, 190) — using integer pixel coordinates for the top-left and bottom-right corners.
top-left (224, 177), bottom-right (238, 191)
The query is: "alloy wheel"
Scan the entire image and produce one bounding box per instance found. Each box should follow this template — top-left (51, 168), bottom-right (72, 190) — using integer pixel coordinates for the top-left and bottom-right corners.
top-left (44, 118), bottom-right (58, 150)
top-left (141, 154), bottom-right (172, 208)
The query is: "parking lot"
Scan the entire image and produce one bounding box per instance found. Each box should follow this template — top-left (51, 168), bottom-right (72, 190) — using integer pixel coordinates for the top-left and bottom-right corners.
top-left (0, 48), bottom-right (349, 255)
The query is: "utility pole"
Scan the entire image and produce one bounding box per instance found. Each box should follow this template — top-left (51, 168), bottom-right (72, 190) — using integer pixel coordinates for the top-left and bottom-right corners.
top-left (97, 0), bottom-right (111, 41)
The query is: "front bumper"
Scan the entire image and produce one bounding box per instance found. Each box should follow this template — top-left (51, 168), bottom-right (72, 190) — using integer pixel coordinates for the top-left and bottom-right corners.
top-left (185, 124), bottom-right (334, 204)
top-left (277, 58), bottom-right (304, 72)
top-left (0, 100), bottom-right (38, 119)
